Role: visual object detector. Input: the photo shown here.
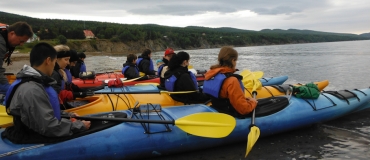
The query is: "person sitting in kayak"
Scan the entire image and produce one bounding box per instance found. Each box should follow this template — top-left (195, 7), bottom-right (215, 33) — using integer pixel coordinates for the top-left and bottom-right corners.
top-left (51, 45), bottom-right (91, 110)
top-left (2, 42), bottom-right (90, 144)
top-left (122, 53), bottom-right (150, 80)
top-left (164, 51), bottom-right (210, 103)
top-left (136, 49), bottom-right (156, 77)
top-left (157, 48), bottom-right (175, 89)
top-left (65, 50), bottom-right (79, 82)
top-left (203, 46), bottom-right (257, 118)
top-left (71, 52), bottom-right (87, 78)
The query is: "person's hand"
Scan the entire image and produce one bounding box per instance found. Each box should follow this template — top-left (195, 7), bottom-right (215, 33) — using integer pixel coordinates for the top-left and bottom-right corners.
top-left (82, 120), bottom-right (91, 129)
top-left (70, 112), bottom-right (79, 117)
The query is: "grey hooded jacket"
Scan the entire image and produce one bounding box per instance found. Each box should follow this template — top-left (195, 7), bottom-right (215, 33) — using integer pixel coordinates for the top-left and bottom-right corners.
top-left (7, 65), bottom-right (87, 137)
top-left (0, 32), bottom-right (9, 84)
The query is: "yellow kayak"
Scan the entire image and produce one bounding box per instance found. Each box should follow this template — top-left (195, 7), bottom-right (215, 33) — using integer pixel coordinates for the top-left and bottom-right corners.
top-left (0, 80), bottom-right (329, 128)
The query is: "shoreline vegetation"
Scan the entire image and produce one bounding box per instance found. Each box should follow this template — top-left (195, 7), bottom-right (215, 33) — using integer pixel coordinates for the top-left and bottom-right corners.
top-left (2, 11), bottom-right (370, 58)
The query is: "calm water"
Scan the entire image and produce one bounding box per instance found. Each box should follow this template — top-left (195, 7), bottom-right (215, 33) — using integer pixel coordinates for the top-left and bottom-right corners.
top-left (85, 40), bottom-right (370, 159)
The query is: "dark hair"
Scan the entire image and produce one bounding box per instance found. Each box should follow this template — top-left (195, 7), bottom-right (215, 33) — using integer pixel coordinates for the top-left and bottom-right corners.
top-left (8, 21), bottom-right (33, 37)
top-left (141, 49), bottom-right (152, 57)
top-left (127, 53), bottom-right (137, 63)
top-left (168, 51), bottom-right (190, 70)
top-left (210, 46), bottom-right (238, 69)
top-left (30, 42), bottom-right (57, 67)
top-left (78, 52), bottom-right (86, 58)
top-left (69, 50), bottom-right (79, 62)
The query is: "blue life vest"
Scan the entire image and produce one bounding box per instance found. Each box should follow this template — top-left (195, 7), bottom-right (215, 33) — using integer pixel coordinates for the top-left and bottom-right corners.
top-left (136, 58), bottom-right (154, 72)
top-left (165, 71), bottom-right (198, 91)
top-left (203, 73), bottom-right (244, 98)
top-left (5, 79), bottom-right (61, 120)
top-left (121, 65), bottom-right (139, 76)
top-left (80, 62), bottom-right (86, 72)
top-left (157, 64), bottom-right (165, 77)
top-left (64, 68), bottom-right (72, 83)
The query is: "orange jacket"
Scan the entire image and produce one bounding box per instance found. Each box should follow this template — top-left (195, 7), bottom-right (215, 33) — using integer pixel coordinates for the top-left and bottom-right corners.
top-left (204, 67), bottom-right (257, 115)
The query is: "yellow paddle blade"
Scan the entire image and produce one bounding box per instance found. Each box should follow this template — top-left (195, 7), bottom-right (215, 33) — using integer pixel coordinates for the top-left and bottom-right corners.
top-left (240, 70), bottom-right (264, 90)
top-left (0, 105), bottom-right (13, 128)
top-left (139, 72), bottom-right (145, 77)
top-left (188, 64), bottom-right (194, 69)
top-left (175, 112), bottom-right (236, 138)
top-left (135, 82), bottom-right (160, 86)
top-left (245, 126), bottom-right (260, 157)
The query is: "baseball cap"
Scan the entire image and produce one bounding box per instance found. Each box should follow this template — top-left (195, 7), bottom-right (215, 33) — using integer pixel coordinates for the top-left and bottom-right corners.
top-left (164, 48), bottom-right (175, 56)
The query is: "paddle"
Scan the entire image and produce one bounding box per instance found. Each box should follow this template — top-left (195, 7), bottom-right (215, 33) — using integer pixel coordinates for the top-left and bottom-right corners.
top-left (63, 112), bottom-right (236, 138)
top-left (245, 79), bottom-right (261, 157)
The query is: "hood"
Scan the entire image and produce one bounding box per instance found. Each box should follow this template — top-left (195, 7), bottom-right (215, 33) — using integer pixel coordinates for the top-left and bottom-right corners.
top-left (204, 67), bottom-right (236, 80)
top-left (16, 65), bottom-right (56, 85)
top-left (123, 61), bottom-right (135, 67)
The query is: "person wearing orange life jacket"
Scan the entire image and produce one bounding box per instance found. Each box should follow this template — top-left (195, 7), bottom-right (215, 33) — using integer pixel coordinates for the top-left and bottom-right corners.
top-left (0, 22), bottom-right (33, 93)
top-left (2, 42), bottom-right (90, 144)
top-left (203, 46), bottom-right (257, 118)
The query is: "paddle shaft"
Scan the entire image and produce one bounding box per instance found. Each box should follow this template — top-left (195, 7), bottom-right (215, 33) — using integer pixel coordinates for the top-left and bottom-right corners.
top-left (62, 115), bottom-right (175, 124)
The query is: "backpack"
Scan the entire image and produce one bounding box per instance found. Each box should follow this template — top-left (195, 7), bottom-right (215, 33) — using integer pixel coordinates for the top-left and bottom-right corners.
top-left (292, 83), bottom-right (320, 99)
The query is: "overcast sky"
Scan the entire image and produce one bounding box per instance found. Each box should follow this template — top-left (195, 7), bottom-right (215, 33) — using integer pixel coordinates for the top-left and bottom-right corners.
top-left (1, 0), bottom-right (369, 34)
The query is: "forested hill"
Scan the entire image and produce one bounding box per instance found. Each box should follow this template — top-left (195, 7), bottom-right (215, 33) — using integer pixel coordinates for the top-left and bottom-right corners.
top-left (1, 11), bottom-right (369, 51)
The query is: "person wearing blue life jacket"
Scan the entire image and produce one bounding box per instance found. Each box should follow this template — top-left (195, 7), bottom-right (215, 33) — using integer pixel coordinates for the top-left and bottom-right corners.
top-left (2, 42), bottom-right (90, 144)
top-left (136, 49), bottom-right (156, 76)
top-left (122, 53), bottom-right (150, 80)
top-left (64, 50), bottom-right (79, 83)
top-left (157, 48), bottom-right (175, 89)
top-left (51, 45), bottom-right (90, 110)
top-left (164, 51), bottom-right (209, 104)
top-left (0, 22), bottom-right (33, 94)
top-left (203, 46), bottom-right (257, 118)
top-left (71, 52), bottom-right (87, 78)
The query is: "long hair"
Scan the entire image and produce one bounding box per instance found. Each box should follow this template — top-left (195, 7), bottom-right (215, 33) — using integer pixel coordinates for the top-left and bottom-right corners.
top-left (168, 51), bottom-right (190, 71)
top-left (210, 46), bottom-right (238, 69)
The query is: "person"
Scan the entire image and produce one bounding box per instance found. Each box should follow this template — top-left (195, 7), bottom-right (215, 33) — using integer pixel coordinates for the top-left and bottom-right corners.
top-left (71, 52), bottom-right (86, 78)
top-left (203, 46), bottom-right (257, 118)
top-left (158, 48), bottom-right (175, 89)
top-left (65, 50), bottom-right (79, 82)
top-left (1, 42), bottom-right (90, 144)
top-left (122, 53), bottom-right (150, 80)
top-left (164, 51), bottom-right (209, 103)
top-left (136, 49), bottom-right (156, 76)
top-left (51, 45), bottom-right (89, 110)
top-left (0, 22), bottom-right (33, 93)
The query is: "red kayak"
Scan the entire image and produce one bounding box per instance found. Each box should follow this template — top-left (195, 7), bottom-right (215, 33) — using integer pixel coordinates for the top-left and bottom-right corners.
top-left (72, 72), bottom-right (205, 89)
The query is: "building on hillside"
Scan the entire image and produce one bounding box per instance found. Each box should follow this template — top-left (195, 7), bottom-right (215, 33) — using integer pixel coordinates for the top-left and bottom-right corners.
top-left (27, 33), bottom-right (40, 43)
top-left (83, 30), bottom-right (95, 39)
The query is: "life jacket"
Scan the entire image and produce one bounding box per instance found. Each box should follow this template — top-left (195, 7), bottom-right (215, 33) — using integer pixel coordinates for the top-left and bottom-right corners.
top-left (121, 65), bottom-right (139, 76)
top-left (5, 78), bottom-right (61, 120)
top-left (136, 57), bottom-right (154, 74)
top-left (0, 24), bottom-right (15, 66)
top-left (64, 68), bottom-right (72, 83)
top-left (157, 63), bottom-right (165, 77)
top-left (80, 62), bottom-right (86, 72)
top-left (203, 73), bottom-right (246, 118)
top-left (165, 71), bottom-right (198, 91)
top-left (1, 77), bottom-right (68, 144)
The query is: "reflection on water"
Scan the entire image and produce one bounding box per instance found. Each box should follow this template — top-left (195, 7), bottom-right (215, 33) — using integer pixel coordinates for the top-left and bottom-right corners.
top-left (321, 125), bottom-right (370, 159)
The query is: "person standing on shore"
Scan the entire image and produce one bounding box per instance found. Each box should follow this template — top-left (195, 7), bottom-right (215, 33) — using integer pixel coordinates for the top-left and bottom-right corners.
top-left (0, 22), bottom-right (33, 93)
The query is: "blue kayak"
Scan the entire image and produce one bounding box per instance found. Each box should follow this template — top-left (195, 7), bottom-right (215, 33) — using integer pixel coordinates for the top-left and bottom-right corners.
top-left (95, 75), bottom-right (289, 93)
top-left (1, 87), bottom-right (368, 160)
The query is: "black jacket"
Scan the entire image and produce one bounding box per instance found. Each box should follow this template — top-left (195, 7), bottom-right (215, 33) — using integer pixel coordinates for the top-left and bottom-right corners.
top-left (71, 59), bottom-right (84, 78)
top-left (122, 61), bottom-right (148, 80)
top-left (137, 55), bottom-right (156, 75)
top-left (159, 58), bottom-right (169, 88)
top-left (51, 63), bottom-right (64, 94)
top-left (164, 66), bottom-right (209, 104)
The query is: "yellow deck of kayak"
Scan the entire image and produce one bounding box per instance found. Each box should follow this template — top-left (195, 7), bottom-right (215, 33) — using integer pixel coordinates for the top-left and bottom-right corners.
top-left (0, 80), bottom-right (329, 127)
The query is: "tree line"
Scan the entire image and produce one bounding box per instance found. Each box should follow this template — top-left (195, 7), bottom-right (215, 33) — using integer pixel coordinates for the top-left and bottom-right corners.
top-left (1, 11), bottom-right (369, 49)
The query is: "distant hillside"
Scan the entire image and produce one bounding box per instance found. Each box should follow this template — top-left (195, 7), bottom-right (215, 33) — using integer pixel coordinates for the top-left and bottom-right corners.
top-left (1, 11), bottom-right (369, 53)
top-left (360, 33), bottom-right (370, 37)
